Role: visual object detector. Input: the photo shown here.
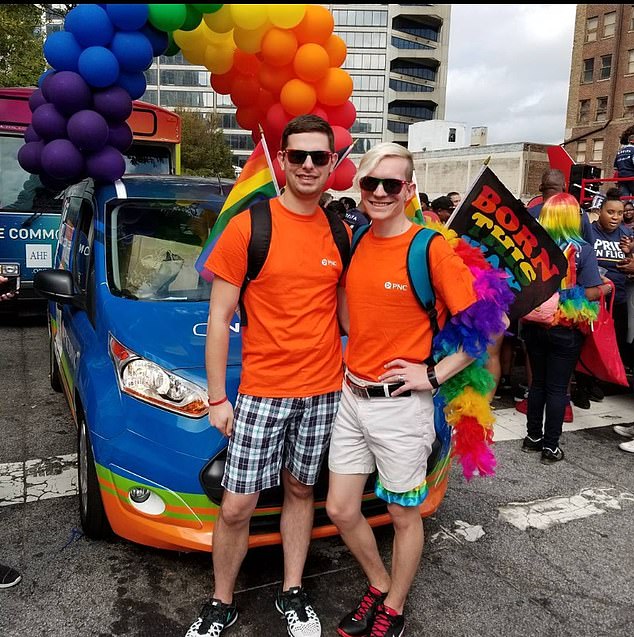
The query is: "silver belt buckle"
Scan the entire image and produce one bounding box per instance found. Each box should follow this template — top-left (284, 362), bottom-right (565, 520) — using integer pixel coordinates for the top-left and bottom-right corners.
top-left (346, 376), bottom-right (370, 398)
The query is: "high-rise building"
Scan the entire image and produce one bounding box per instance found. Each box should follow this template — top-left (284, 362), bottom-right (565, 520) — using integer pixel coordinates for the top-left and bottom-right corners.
top-left (143, 4), bottom-right (451, 166)
top-left (564, 4), bottom-right (634, 180)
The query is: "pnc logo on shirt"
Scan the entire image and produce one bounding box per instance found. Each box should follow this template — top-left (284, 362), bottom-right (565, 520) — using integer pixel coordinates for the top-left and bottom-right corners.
top-left (384, 281), bottom-right (409, 291)
top-left (321, 258), bottom-right (338, 267)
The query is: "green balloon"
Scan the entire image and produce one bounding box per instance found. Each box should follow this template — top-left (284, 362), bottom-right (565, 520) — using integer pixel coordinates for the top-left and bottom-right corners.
top-left (148, 4), bottom-right (187, 32)
top-left (164, 33), bottom-right (181, 57)
top-left (180, 5), bottom-right (202, 31)
top-left (192, 4), bottom-right (223, 13)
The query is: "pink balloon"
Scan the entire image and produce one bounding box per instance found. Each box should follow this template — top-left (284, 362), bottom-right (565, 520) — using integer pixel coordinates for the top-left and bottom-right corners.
top-left (324, 100), bottom-right (356, 129)
top-left (332, 125), bottom-right (353, 153)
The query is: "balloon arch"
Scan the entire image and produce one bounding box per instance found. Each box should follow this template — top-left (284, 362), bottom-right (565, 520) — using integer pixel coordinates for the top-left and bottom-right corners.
top-left (18, 4), bottom-right (357, 191)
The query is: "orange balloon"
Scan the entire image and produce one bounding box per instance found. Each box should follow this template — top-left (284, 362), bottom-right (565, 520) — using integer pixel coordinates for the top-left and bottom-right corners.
top-left (293, 43), bottom-right (330, 83)
top-left (323, 34), bottom-right (347, 67)
top-left (258, 63), bottom-right (295, 97)
top-left (293, 5), bottom-right (334, 45)
top-left (280, 78), bottom-right (317, 116)
top-left (260, 28), bottom-right (298, 67)
top-left (316, 67), bottom-right (353, 106)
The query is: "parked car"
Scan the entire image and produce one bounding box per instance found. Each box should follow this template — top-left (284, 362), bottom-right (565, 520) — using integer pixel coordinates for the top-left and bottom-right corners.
top-left (35, 175), bottom-right (450, 553)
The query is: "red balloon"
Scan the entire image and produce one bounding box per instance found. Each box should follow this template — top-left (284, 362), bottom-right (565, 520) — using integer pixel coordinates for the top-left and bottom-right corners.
top-left (331, 157), bottom-right (356, 191)
top-left (272, 155), bottom-right (286, 189)
top-left (324, 100), bottom-right (356, 129)
top-left (309, 105), bottom-right (328, 121)
top-left (233, 50), bottom-right (260, 77)
top-left (258, 63), bottom-right (295, 98)
top-left (265, 102), bottom-right (292, 145)
top-left (323, 172), bottom-right (335, 191)
top-left (236, 105), bottom-right (260, 132)
top-left (231, 75), bottom-right (260, 107)
top-left (210, 72), bottom-right (233, 95)
top-left (332, 125), bottom-right (353, 153)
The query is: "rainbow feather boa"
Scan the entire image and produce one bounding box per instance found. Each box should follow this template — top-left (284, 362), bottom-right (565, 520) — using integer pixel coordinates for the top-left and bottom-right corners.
top-left (424, 222), bottom-right (515, 480)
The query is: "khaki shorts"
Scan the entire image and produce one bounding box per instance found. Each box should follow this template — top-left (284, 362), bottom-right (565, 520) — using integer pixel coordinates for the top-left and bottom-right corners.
top-left (328, 374), bottom-right (436, 493)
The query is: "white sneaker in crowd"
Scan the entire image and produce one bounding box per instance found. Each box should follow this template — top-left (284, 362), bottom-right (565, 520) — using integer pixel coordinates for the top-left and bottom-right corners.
top-left (618, 439), bottom-right (634, 453)
top-left (613, 425), bottom-right (634, 438)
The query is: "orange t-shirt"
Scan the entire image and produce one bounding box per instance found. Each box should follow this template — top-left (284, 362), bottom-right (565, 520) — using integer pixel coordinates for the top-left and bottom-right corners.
top-left (345, 225), bottom-right (477, 381)
top-left (206, 198), bottom-right (346, 397)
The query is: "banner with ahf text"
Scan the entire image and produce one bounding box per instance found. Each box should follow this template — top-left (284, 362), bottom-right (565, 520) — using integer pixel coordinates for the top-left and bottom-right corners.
top-left (447, 166), bottom-right (567, 321)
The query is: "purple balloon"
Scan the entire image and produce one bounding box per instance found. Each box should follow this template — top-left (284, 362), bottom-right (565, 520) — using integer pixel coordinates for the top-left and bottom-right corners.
top-left (31, 103), bottom-right (68, 141)
top-left (28, 89), bottom-right (47, 113)
top-left (86, 145), bottom-right (126, 182)
top-left (107, 122), bottom-right (133, 152)
top-left (39, 172), bottom-right (72, 191)
top-left (24, 125), bottom-right (42, 143)
top-left (67, 110), bottom-right (109, 152)
top-left (41, 139), bottom-right (85, 181)
top-left (17, 141), bottom-right (45, 174)
top-left (44, 71), bottom-right (93, 116)
top-left (93, 86), bottom-right (133, 123)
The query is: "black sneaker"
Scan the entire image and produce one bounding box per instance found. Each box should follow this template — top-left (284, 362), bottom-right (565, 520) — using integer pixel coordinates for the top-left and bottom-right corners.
top-left (185, 599), bottom-right (238, 637)
top-left (541, 446), bottom-right (564, 464)
top-left (370, 604), bottom-right (405, 637)
top-left (571, 388), bottom-right (590, 409)
top-left (338, 585), bottom-right (387, 636)
top-left (276, 586), bottom-right (321, 637)
top-left (522, 436), bottom-right (543, 453)
top-left (0, 563), bottom-right (21, 588)
top-left (588, 384), bottom-right (604, 402)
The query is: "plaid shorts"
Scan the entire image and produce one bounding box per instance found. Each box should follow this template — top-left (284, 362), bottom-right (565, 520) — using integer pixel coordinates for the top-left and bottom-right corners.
top-left (222, 391), bottom-right (341, 494)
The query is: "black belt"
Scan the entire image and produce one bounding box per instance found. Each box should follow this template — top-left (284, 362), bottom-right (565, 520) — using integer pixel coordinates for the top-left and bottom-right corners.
top-left (345, 375), bottom-right (410, 398)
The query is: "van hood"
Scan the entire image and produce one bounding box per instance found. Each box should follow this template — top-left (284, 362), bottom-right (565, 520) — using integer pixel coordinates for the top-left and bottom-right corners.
top-left (104, 299), bottom-right (242, 374)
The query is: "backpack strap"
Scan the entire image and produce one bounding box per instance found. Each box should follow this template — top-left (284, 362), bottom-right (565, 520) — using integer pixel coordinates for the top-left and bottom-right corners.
top-left (351, 223), bottom-right (371, 254)
top-left (240, 200), bottom-right (272, 326)
top-left (321, 204), bottom-right (351, 274)
top-left (406, 227), bottom-right (440, 338)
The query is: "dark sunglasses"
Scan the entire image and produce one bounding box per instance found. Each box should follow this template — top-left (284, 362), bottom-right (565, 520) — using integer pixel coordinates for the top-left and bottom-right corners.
top-left (359, 176), bottom-right (410, 195)
top-left (284, 149), bottom-right (332, 167)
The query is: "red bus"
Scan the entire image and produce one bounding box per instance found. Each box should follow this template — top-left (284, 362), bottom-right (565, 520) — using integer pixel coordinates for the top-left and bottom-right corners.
top-left (0, 88), bottom-right (181, 305)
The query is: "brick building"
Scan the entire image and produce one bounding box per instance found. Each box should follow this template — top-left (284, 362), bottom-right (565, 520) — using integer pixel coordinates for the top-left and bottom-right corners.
top-left (563, 4), bottom-right (634, 181)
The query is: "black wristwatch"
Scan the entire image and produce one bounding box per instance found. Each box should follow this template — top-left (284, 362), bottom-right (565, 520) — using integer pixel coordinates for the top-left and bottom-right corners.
top-left (427, 364), bottom-right (440, 389)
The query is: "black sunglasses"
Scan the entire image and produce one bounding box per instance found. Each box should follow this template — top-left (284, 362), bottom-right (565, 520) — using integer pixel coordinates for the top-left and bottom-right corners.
top-left (284, 149), bottom-right (332, 167)
top-left (359, 176), bottom-right (410, 195)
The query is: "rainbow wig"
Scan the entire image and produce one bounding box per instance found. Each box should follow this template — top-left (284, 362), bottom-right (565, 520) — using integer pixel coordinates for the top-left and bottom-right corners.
top-left (424, 222), bottom-right (515, 480)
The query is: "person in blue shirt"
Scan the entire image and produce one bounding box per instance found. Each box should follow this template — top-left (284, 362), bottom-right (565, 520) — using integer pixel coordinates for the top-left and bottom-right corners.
top-left (613, 133), bottom-right (634, 197)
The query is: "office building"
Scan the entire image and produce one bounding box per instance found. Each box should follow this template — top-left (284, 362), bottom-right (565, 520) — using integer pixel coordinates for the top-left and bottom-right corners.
top-left (143, 4), bottom-right (451, 166)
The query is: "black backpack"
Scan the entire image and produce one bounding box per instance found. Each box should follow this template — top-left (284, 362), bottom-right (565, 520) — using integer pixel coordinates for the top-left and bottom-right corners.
top-left (239, 199), bottom-right (351, 325)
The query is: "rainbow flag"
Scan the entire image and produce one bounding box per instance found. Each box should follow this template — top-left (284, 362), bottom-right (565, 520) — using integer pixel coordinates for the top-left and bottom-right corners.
top-left (195, 140), bottom-right (278, 281)
top-left (405, 193), bottom-right (425, 224)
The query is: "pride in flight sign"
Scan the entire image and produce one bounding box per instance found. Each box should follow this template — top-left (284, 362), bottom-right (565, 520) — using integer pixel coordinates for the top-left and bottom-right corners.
top-left (448, 166), bottom-right (568, 321)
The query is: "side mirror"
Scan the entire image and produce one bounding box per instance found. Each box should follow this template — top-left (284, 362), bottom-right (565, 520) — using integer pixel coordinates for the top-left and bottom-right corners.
top-left (34, 269), bottom-right (86, 310)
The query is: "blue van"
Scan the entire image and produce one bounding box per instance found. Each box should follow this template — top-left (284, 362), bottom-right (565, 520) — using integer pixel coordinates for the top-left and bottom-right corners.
top-left (35, 175), bottom-right (450, 552)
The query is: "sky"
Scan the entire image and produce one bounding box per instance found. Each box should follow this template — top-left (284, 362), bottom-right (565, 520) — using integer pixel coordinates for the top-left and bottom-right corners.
top-left (445, 4), bottom-right (578, 145)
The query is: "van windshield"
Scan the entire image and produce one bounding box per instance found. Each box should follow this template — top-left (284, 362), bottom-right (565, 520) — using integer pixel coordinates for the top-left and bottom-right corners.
top-left (108, 198), bottom-right (224, 301)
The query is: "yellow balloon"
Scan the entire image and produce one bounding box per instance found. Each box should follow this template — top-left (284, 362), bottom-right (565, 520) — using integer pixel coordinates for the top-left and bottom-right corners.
top-left (203, 4), bottom-right (234, 33)
top-left (205, 43), bottom-right (235, 75)
top-left (181, 42), bottom-right (208, 66)
top-left (173, 23), bottom-right (205, 50)
top-left (229, 4), bottom-right (268, 31)
top-left (268, 4), bottom-right (306, 29)
top-left (202, 25), bottom-right (234, 45)
top-left (233, 22), bottom-right (269, 54)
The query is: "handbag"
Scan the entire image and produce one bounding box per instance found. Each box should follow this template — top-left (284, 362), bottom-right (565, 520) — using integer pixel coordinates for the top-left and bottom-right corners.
top-left (575, 283), bottom-right (629, 386)
top-left (522, 291), bottom-right (560, 325)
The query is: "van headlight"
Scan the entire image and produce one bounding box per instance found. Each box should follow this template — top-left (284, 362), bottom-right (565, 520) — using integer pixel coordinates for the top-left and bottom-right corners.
top-left (109, 335), bottom-right (208, 417)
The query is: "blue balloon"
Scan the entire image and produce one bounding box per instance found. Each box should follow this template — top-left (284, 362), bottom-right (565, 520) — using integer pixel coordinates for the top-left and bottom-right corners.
top-left (31, 103), bottom-right (68, 141)
top-left (86, 145), bottom-right (126, 182)
top-left (110, 31), bottom-right (154, 73)
top-left (78, 46), bottom-right (120, 88)
top-left (43, 32), bottom-right (83, 72)
top-left (65, 5), bottom-right (114, 47)
top-left (43, 71), bottom-right (93, 116)
top-left (116, 71), bottom-right (147, 101)
top-left (67, 110), bottom-right (110, 153)
top-left (93, 86), bottom-right (133, 122)
top-left (106, 4), bottom-right (149, 31)
top-left (41, 139), bottom-right (85, 181)
top-left (141, 24), bottom-right (169, 57)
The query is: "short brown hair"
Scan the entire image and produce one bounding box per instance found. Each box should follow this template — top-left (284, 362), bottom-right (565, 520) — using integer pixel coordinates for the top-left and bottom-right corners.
top-left (281, 114), bottom-right (334, 151)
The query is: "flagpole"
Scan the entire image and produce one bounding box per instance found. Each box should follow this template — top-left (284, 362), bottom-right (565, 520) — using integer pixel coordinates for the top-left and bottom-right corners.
top-left (334, 139), bottom-right (355, 169)
top-left (258, 125), bottom-right (281, 195)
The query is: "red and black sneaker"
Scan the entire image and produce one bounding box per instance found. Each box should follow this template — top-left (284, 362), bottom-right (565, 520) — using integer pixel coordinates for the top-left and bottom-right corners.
top-left (337, 585), bottom-right (387, 637)
top-left (370, 604), bottom-right (405, 637)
